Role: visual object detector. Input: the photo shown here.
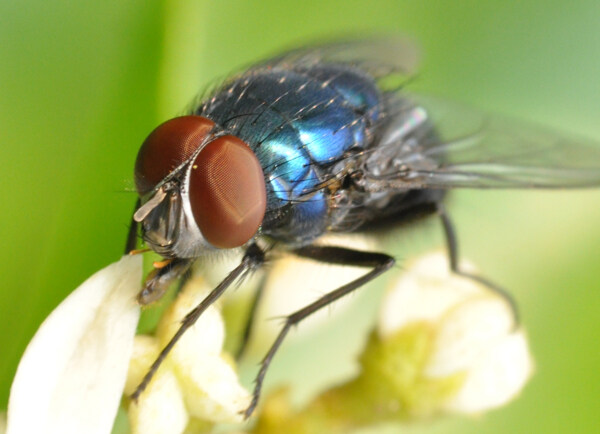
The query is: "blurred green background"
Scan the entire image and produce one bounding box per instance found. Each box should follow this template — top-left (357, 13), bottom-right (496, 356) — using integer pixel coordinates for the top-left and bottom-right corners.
top-left (1, 1), bottom-right (599, 432)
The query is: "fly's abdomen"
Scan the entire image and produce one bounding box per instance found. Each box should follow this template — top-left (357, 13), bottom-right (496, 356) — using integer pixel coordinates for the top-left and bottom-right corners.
top-left (197, 65), bottom-right (382, 243)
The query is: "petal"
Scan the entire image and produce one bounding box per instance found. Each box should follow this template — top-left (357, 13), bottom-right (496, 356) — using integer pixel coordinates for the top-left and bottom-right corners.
top-left (174, 354), bottom-right (251, 423)
top-left (127, 337), bottom-right (189, 434)
top-left (194, 254), bottom-right (264, 355)
top-left (197, 252), bottom-right (245, 289)
top-left (378, 252), bottom-right (483, 338)
top-left (424, 296), bottom-right (514, 377)
top-left (154, 276), bottom-right (250, 422)
top-left (248, 234), bottom-right (377, 352)
top-left (156, 275), bottom-right (225, 360)
top-left (7, 255), bottom-right (142, 434)
top-left (443, 331), bottom-right (533, 413)
top-left (377, 251), bottom-right (533, 415)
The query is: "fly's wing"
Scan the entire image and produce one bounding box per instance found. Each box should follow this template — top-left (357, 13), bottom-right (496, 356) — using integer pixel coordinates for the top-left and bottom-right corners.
top-left (254, 36), bottom-right (420, 81)
top-left (253, 40), bottom-right (598, 189)
top-left (364, 94), bottom-right (600, 190)
top-left (202, 39), bottom-right (600, 190)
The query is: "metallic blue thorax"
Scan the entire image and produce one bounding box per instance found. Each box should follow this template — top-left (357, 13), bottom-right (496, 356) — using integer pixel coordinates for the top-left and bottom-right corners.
top-left (197, 64), bottom-right (382, 243)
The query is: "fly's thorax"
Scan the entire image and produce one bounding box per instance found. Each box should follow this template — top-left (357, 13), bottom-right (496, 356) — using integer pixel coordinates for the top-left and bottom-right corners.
top-left (194, 67), bottom-right (386, 245)
top-left (259, 170), bottom-right (331, 245)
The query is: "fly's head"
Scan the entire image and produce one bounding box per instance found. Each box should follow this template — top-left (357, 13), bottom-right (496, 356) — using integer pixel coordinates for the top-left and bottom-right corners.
top-left (133, 116), bottom-right (267, 259)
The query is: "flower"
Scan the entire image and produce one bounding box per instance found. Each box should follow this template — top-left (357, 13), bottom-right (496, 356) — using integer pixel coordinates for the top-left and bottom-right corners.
top-left (251, 251), bottom-right (533, 432)
top-left (377, 252), bottom-right (533, 415)
top-left (6, 255), bottom-right (142, 434)
top-left (6, 248), bottom-right (533, 434)
top-left (5, 255), bottom-right (251, 434)
top-left (240, 234), bottom-right (378, 358)
top-left (125, 274), bottom-right (251, 434)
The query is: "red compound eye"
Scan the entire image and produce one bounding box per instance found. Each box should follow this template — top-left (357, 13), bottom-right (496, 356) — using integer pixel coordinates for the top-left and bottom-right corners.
top-left (189, 135), bottom-right (267, 249)
top-left (134, 116), bottom-right (216, 195)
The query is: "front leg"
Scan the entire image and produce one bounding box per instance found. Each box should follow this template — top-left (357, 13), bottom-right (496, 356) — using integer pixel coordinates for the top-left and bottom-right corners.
top-left (131, 243), bottom-right (266, 402)
top-left (125, 197), bottom-right (192, 305)
top-left (244, 245), bottom-right (395, 418)
top-left (136, 257), bottom-right (193, 305)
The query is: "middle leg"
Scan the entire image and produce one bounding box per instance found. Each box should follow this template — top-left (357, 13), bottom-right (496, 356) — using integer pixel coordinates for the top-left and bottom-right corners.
top-left (243, 245), bottom-right (395, 418)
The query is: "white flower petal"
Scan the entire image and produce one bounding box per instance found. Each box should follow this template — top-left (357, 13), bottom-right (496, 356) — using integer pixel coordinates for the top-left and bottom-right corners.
top-left (152, 276), bottom-right (250, 422)
top-left (250, 234), bottom-right (377, 350)
top-left (379, 252), bottom-right (482, 337)
top-left (175, 354), bottom-right (251, 422)
top-left (7, 255), bottom-right (142, 434)
top-left (377, 251), bottom-right (533, 415)
top-left (444, 332), bottom-right (533, 413)
top-left (195, 252), bottom-right (264, 322)
top-left (197, 252), bottom-right (244, 289)
top-left (156, 275), bottom-right (224, 360)
top-left (127, 337), bottom-right (189, 434)
top-left (425, 296), bottom-right (514, 377)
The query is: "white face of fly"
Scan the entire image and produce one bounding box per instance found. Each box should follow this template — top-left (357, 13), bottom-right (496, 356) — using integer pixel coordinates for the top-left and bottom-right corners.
top-left (134, 168), bottom-right (216, 259)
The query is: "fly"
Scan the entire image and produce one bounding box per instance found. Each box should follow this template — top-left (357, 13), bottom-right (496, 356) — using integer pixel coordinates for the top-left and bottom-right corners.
top-left (127, 38), bottom-right (600, 418)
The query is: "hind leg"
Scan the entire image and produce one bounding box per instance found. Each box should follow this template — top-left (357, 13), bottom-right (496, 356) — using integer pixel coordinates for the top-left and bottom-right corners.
top-left (437, 203), bottom-right (520, 324)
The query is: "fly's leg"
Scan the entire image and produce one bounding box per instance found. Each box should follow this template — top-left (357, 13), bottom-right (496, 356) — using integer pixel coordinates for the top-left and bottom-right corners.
top-left (125, 198), bottom-right (192, 305)
top-left (130, 243), bottom-right (266, 402)
top-left (125, 198), bottom-right (141, 254)
top-left (437, 203), bottom-right (520, 324)
top-left (137, 258), bottom-right (193, 305)
top-left (235, 275), bottom-right (267, 359)
top-left (244, 246), bottom-right (395, 419)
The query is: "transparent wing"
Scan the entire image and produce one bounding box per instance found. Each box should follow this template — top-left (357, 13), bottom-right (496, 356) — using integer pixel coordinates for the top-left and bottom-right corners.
top-left (255, 36), bottom-right (420, 81)
top-left (365, 94), bottom-right (600, 190)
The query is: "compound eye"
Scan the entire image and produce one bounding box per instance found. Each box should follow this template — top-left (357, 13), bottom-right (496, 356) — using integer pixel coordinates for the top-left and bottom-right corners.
top-left (134, 116), bottom-right (215, 195)
top-left (189, 135), bottom-right (266, 249)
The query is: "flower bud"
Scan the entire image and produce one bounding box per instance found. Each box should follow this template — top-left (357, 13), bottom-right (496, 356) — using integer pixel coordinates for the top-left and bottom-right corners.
top-left (377, 252), bottom-right (533, 414)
